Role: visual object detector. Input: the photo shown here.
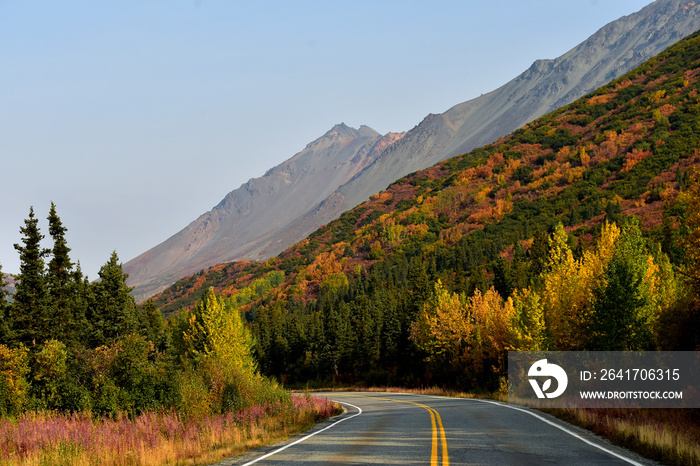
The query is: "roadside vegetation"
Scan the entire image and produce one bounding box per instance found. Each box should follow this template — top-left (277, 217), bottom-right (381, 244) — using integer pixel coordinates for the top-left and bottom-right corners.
top-left (0, 206), bottom-right (340, 464)
top-left (0, 394), bottom-right (338, 465)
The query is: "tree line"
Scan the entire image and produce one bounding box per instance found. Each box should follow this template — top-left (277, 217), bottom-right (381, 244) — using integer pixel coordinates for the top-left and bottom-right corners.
top-left (0, 204), bottom-right (284, 417)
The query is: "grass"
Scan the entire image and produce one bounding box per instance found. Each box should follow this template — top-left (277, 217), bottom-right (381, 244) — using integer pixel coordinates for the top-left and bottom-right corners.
top-left (541, 407), bottom-right (700, 466)
top-left (302, 385), bottom-right (700, 466)
top-left (0, 395), bottom-right (341, 466)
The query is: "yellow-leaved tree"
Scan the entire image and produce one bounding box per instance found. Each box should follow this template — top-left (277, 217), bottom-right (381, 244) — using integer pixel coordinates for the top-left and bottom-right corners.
top-left (410, 281), bottom-right (515, 387)
top-left (538, 220), bottom-right (677, 350)
top-left (180, 287), bottom-right (266, 415)
top-left (541, 222), bottom-right (620, 349)
top-left (183, 288), bottom-right (256, 373)
top-left (409, 280), bottom-right (470, 368)
top-left (510, 287), bottom-right (547, 351)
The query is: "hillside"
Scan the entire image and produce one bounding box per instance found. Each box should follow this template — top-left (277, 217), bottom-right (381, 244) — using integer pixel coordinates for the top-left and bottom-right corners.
top-left (155, 27), bottom-right (700, 387)
top-left (321, 0), bottom-right (700, 219)
top-left (124, 0), bottom-right (700, 301)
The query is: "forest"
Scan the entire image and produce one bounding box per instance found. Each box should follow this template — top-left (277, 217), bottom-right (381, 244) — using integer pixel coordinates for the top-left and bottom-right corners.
top-left (0, 202), bottom-right (294, 417)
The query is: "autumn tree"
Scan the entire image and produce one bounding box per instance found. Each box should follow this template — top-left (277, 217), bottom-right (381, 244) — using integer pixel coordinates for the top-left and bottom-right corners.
top-left (180, 288), bottom-right (265, 413)
top-left (510, 287), bottom-right (548, 351)
top-left (0, 344), bottom-right (30, 415)
top-left (410, 280), bottom-right (470, 370)
top-left (182, 287), bottom-right (256, 372)
top-left (468, 287), bottom-right (515, 378)
top-left (657, 168), bottom-right (700, 349)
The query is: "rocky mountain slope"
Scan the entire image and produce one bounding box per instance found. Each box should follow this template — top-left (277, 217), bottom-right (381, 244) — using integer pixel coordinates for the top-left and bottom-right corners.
top-left (124, 0), bottom-right (700, 301)
top-left (124, 124), bottom-right (404, 300)
top-left (308, 0), bottom-right (700, 226)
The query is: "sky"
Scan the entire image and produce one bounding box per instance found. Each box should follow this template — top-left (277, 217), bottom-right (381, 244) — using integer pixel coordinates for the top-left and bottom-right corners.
top-left (1, 0), bottom-right (655, 280)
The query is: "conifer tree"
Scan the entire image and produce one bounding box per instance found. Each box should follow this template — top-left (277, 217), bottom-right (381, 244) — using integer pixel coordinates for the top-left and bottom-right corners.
top-left (492, 256), bottom-right (514, 298)
top-left (89, 252), bottom-right (138, 346)
top-left (67, 262), bottom-right (91, 346)
top-left (46, 203), bottom-right (76, 342)
top-left (139, 299), bottom-right (167, 351)
top-left (12, 207), bottom-right (49, 347)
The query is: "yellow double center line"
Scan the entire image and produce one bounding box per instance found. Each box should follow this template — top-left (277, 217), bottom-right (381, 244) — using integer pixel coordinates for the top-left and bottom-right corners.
top-left (344, 394), bottom-right (449, 465)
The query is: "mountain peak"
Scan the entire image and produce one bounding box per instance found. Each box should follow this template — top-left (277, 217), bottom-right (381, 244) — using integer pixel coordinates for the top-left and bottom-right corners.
top-left (323, 123), bottom-right (380, 139)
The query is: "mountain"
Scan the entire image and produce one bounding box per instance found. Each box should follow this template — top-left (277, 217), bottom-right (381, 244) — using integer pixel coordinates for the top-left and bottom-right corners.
top-left (1, 274), bottom-right (15, 300)
top-left (124, 124), bottom-right (404, 300)
top-left (303, 0), bottom-right (700, 227)
top-left (153, 23), bottom-right (700, 365)
top-left (124, 0), bottom-right (700, 301)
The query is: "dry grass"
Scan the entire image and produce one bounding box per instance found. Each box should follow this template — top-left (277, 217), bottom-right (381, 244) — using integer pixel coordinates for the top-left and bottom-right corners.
top-left (542, 407), bottom-right (700, 466)
top-left (0, 395), bottom-right (341, 466)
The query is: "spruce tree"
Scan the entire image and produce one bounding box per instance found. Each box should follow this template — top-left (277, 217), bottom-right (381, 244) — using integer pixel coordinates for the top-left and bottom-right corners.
top-left (12, 207), bottom-right (49, 347)
top-left (46, 202), bottom-right (75, 342)
top-left (89, 252), bottom-right (138, 346)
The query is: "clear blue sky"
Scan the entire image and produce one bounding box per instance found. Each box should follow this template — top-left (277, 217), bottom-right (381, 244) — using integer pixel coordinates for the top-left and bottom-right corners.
top-left (1, 0), bottom-right (654, 279)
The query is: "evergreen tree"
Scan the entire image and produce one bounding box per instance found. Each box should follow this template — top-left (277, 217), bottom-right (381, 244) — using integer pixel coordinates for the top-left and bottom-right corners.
top-left (583, 219), bottom-right (657, 350)
top-left (46, 203), bottom-right (76, 342)
top-left (492, 256), bottom-right (514, 298)
top-left (511, 242), bottom-right (530, 290)
top-left (139, 299), bottom-right (168, 351)
top-left (529, 230), bottom-right (549, 281)
top-left (12, 207), bottom-right (49, 347)
top-left (89, 252), bottom-right (138, 346)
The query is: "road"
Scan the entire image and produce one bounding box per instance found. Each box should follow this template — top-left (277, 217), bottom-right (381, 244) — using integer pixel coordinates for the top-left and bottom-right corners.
top-left (222, 392), bottom-right (659, 465)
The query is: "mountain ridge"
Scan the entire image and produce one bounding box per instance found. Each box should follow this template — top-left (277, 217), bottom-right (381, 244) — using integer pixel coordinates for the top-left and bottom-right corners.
top-left (152, 25), bottom-right (700, 318)
top-left (124, 0), bottom-right (700, 301)
top-left (125, 124), bottom-right (405, 300)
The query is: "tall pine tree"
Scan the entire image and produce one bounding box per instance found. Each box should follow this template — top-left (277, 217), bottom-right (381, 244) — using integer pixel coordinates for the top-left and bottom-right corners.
top-left (46, 203), bottom-right (76, 342)
top-left (12, 207), bottom-right (49, 347)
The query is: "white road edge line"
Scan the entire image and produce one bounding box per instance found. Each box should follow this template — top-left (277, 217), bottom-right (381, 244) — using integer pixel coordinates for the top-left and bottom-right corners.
top-left (240, 401), bottom-right (362, 466)
top-left (424, 395), bottom-right (644, 466)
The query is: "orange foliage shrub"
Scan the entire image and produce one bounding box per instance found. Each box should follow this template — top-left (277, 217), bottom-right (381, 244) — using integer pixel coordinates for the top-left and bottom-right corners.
top-left (658, 104), bottom-right (676, 117)
top-left (487, 152), bottom-right (505, 167)
top-left (306, 252), bottom-right (343, 281)
top-left (456, 168), bottom-right (476, 185)
top-left (622, 149), bottom-right (653, 172)
top-left (476, 165), bottom-right (493, 179)
top-left (588, 93), bottom-right (616, 105)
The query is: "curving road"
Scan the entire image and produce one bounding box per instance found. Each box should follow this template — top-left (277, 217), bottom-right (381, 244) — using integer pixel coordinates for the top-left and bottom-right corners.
top-left (221, 392), bottom-right (659, 465)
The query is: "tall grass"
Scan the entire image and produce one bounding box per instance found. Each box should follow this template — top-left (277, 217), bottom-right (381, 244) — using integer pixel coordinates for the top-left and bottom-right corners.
top-left (542, 407), bottom-right (700, 466)
top-left (0, 395), bottom-right (340, 466)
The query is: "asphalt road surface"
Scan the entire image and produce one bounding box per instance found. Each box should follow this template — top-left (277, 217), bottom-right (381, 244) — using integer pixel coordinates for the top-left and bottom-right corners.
top-left (222, 392), bottom-right (659, 465)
